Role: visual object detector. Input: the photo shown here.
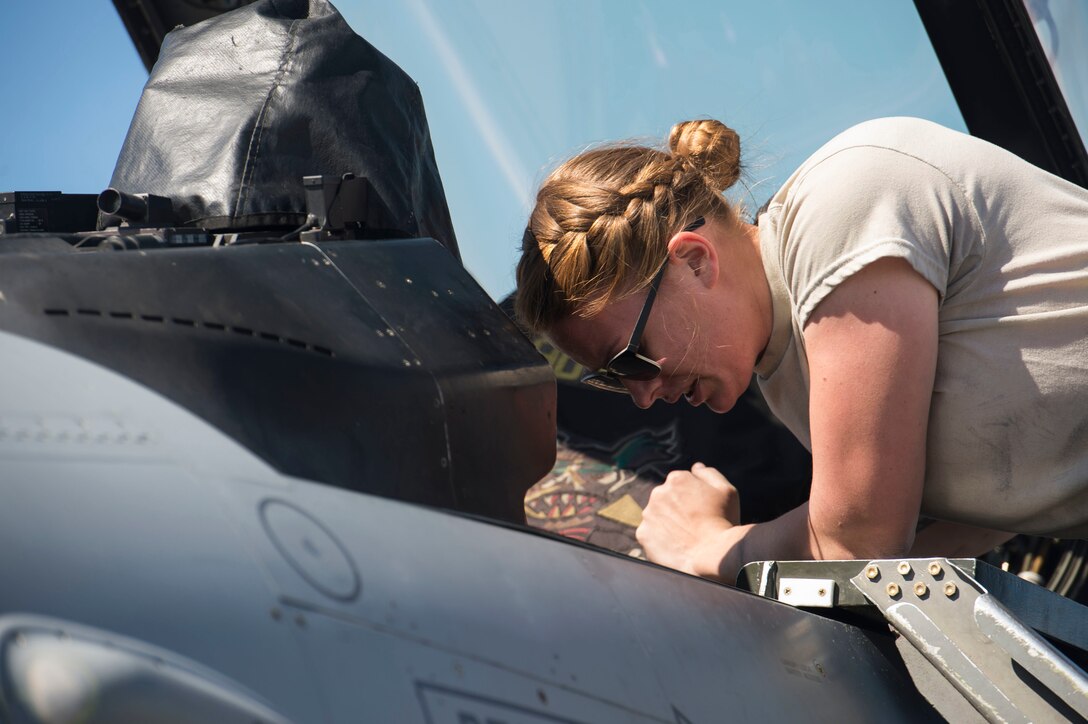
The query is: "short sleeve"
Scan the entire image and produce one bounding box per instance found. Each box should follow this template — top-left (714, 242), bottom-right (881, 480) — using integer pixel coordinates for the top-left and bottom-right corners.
top-left (776, 145), bottom-right (972, 327)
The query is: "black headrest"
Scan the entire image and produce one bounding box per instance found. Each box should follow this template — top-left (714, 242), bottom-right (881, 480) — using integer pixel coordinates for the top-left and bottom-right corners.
top-left (107, 0), bottom-right (459, 258)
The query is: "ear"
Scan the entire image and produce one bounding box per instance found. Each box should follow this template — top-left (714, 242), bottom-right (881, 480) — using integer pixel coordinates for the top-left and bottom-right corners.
top-left (667, 229), bottom-right (719, 288)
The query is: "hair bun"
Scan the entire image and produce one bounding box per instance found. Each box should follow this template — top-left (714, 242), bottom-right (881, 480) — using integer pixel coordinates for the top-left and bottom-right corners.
top-left (667, 119), bottom-right (741, 192)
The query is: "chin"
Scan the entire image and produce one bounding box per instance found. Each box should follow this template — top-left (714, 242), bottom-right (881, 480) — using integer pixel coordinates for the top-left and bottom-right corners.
top-left (706, 386), bottom-right (740, 414)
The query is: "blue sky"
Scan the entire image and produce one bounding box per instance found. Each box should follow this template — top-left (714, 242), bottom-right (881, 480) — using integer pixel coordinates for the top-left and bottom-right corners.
top-left (1, 1), bottom-right (965, 300)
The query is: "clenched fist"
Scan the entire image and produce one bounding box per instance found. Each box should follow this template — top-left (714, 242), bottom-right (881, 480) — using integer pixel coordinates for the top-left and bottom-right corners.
top-left (636, 462), bottom-right (741, 580)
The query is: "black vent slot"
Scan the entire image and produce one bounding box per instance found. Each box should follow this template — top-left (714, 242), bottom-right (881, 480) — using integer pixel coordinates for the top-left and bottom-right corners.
top-left (42, 307), bottom-right (335, 358)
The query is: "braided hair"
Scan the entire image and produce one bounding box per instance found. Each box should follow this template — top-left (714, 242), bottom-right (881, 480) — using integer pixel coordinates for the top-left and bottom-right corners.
top-left (516, 119), bottom-right (743, 332)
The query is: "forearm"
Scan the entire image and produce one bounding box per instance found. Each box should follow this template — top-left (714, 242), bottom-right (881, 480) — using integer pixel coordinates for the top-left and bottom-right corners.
top-left (698, 510), bottom-right (1015, 585)
top-left (695, 504), bottom-right (816, 583)
top-left (696, 501), bottom-right (916, 584)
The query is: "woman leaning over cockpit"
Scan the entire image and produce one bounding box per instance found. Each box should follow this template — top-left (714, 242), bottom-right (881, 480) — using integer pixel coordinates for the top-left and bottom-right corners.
top-left (515, 116), bottom-right (1088, 582)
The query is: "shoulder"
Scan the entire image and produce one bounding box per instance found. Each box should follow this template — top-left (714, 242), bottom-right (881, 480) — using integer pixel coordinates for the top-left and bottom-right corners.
top-left (815, 117), bottom-right (956, 155)
top-left (764, 118), bottom-right (978, 202)
top-left (765, 118), bottom-right (980, 222)
top-left (760, 119), bottom-right (972, 326)
top-left (783, 117), bottom-right (1028, 205)
top-left (793, 118), bottom-right (965, 189)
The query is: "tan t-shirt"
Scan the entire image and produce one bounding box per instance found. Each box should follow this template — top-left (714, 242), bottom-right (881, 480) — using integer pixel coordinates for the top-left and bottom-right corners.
top-left (755, 117), bottom-right (1088, 538)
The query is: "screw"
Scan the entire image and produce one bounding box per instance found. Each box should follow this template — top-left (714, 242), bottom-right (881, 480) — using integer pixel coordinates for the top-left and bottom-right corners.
top-left (886, 582), bottom-right (901, 598)
top-left (783, 586), bottom-right (793, 596)
top-left (897, 561), bottom-right (911, 576)
top-left (944, 582), bottom-right (958, 598)
top-left (865, 565), bottom-right (880, 580)
top-left (928, 561), bottom-right (943, 576)
top-left (914, 582), bottom-right (929, 597)
top-left (817, 588), bottom-right (827, 597)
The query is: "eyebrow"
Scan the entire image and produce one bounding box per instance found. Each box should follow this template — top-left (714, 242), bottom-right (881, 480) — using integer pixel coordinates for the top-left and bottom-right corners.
top-left (544, 331), bottom-right (605, 373)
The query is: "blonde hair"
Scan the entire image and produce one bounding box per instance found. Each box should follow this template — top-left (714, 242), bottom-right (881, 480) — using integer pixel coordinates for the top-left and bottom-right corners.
top-left (515, 119), bottom-right (743, 333)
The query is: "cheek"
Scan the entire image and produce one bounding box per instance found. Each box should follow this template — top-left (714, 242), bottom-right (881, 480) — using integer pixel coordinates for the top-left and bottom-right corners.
top-left (661, 300), bottom-right (710, 371)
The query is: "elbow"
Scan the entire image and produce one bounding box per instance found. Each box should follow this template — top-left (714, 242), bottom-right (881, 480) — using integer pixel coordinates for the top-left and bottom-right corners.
top-left (826, 537), bottom-right (912, 561)
top-left (809, 510), bottom-right (916, 561)
top-left (853, 528), bottom-right (915, 560)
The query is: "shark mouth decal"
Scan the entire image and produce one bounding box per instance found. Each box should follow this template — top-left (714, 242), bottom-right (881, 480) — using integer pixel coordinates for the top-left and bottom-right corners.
top-left (523, 422), bottom-right (684, 550)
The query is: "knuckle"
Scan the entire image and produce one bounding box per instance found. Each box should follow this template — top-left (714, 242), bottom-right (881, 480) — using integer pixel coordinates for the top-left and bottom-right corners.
top-left (664, 470), bottom-right (688, 485)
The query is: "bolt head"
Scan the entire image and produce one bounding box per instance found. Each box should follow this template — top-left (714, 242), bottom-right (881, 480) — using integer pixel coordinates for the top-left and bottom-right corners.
top-left (865, 565), bottom-right (880, 580)
top-left (897, 561), bottom-right (911, 576)
top-left (914, 582), bottom-right (929, 597)
top-left (928, 561), bottom-right (943, 576)
top-left (886, 582), bottom-right (901, 598)
top-left (944, 582), bottom-right (958, 598)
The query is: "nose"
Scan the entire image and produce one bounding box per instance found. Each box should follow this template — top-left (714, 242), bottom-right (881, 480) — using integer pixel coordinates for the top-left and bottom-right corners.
top-left (623, 378), bottom-right (661, 409)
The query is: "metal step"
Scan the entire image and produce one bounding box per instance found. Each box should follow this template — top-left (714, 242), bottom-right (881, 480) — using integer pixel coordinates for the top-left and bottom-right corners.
top-left (740, 558), bottom-right (1088, 723)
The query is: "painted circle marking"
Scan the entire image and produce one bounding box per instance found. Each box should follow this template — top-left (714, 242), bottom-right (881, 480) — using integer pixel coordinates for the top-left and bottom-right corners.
top-left (260, 499), bottom-right (360, 602)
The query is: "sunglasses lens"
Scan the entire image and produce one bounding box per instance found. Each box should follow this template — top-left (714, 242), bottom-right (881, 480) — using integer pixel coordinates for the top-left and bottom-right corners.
top-left (608, 352), bottom-right (660, 381)
top-left (581, 372), bottom-right (630, 394)
top-left (579, 351), bottom-right (661, 394)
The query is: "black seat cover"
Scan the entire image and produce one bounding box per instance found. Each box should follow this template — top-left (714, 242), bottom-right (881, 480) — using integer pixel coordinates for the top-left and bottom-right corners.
top-left (107, 0), bottom-right (459, 258)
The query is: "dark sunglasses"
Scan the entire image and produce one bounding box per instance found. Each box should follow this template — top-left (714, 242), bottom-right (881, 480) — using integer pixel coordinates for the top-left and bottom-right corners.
top-left (580, 217), bottom-right (706, 394)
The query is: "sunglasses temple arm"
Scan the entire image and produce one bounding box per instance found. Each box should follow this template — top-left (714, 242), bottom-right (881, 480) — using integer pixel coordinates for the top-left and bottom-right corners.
top-left (626, 261), bottom-right (668, 348)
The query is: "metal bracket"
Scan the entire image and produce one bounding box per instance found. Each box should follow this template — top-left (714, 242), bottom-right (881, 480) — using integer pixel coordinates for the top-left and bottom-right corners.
top-left (777, 577), bottom-right (837, 607)
top-left (851, 558), bottom-right (1088, 724)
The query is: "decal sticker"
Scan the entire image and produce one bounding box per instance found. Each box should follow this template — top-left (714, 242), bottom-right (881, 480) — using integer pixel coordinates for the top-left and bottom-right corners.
top-left (524, 424), bottom-right (683, 555)
top-left (533, 336), bottom-right (587, 383)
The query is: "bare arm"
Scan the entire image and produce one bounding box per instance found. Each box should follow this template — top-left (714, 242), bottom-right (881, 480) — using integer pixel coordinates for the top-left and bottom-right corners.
top-left (639, 257), bottom-right (943, 581)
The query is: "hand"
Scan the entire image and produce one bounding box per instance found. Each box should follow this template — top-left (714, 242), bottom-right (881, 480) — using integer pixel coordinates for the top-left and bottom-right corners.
top-left (636, 462), bottom-right (741, 579)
